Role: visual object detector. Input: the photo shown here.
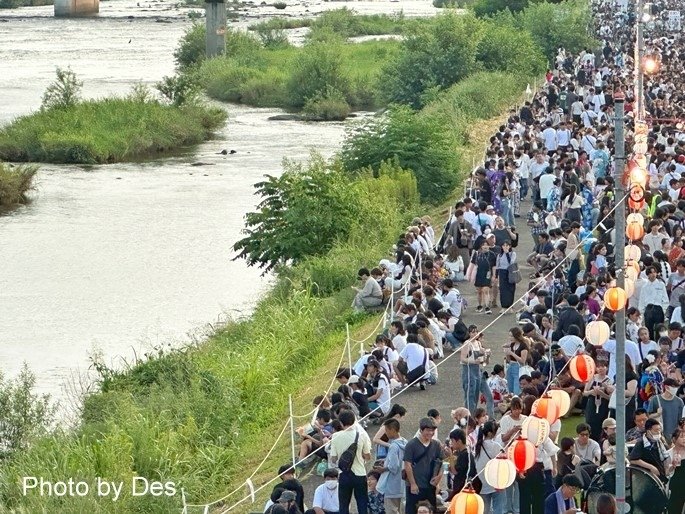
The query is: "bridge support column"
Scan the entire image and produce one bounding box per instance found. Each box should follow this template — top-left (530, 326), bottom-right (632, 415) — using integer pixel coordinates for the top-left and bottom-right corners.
top-left (205, 1), bottom-right (226, 58)
top-left (54, 0), bottom-right (99, 16)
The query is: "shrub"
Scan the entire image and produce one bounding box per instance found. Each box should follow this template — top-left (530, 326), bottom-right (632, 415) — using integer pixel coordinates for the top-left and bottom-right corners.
top-left (0, 162), bottom-right (37, 206)
top-left (286, 43), bottom-right (350, 108)
top-left (273, 1), bottom-right (286, 8)
top-left (232, 154), bottom-right (362, 272)
top-left (0, 364), bottom-right (55, 460)
top-left (41, 67), bottom-right (82, 110)
top-left (379, 12), bottom-right (483, 109)
top-left (303, 87), bottom-right (350, 120)
top-left (341, 106), bottom-right (460, 203)
top-left (476, 23), bottom-right (546, 77)
top-left (174, 23), bottom-right (206, 68)
top-left (253, 26), bottom-right (291, 49)
top-left (156, 73), bottom-right (200, 106)
top-left (472, 0), bottom-right (529, 16)
top-left (516, 0), bottom-right (595, 60)
top-left (307, 8), bottom-right (406, 39)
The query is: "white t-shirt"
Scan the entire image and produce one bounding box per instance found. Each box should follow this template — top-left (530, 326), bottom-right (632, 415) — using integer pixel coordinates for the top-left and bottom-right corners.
top-left (374, 374), bottom-right (392, 415)
top-left (542, 127), bottom-right (558, 151)
top-left (539, 173), bottom-right (556, 200)
top-left (558, 335), bottom-right (585, 357)
top-left (496, 414), bottom-right (527, 445)
top-left (603, 339), bottom-right (641, 380)
top-left (392, 334), bottom-right (407, 354)
top-left (312, 482), bottom-right (340, 512)
top-left (443, 289), bottom-right (463, 318)
top-left (399, 343), bottom-right (428, 372)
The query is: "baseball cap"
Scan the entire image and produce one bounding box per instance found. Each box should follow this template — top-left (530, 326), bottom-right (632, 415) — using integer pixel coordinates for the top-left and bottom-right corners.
top-left (602, 418), bottom-right (617, 429)
top-left (486, 205), bottom-right (495, 211)
top-left (348, 375), bottom-right (360, 384)
top-left (419, 417), bottom-right (438, 429)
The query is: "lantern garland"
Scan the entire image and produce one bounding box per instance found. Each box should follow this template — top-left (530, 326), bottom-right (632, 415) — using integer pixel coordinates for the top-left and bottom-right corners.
top-left (569, 354), bottom-right (596, 383)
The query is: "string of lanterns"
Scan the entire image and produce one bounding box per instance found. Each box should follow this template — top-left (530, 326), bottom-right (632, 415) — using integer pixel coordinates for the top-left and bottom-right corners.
top-left (451, 162), bottom-right (649, 514)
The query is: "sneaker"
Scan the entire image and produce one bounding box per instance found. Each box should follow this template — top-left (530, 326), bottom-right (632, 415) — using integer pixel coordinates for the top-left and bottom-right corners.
top-left (476, 305), bottom-right (483, 313)
top-left (485, 307), bottom-right (492, 315)
top-left (420, 381), bottom-right (426, 390)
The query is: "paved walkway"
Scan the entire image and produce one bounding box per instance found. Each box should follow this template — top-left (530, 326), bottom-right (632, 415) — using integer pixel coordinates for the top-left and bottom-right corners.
top-left (295, 197), bottom-right (538, 511)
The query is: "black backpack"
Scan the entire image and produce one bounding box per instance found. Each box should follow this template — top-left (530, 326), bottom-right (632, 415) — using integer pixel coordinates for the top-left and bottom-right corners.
top-left (337, 432), bottom-right (360, 473)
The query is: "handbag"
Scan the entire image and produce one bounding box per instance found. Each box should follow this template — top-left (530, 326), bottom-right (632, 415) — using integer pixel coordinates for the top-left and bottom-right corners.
top-left (466, 262), bottom-right (477, 284)
top-left (508, 261), bottom-right (522, 284)
top-left (518, 365), bottom-right (534, 378)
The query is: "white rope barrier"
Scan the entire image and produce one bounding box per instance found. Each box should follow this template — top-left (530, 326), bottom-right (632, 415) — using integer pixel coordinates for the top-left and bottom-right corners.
top-left (209, 189), bottom-right (629, 513)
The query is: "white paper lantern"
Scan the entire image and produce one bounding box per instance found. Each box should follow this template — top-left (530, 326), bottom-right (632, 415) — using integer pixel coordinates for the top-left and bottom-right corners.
top-left (484, 455), bottom-right (516, 490)
top-left (521, 416), bottom-right (550, 447)
top-left (624, 277), bottom-right (635, 298)
top-left (625, 265), bottom-right (639, 281)
top-left (549, 389), bottom-right (571, 417)
top-left (627, 213), bottom-right (644, 226)
top-left (586, 320), bottom-right (610, 346)
top-left (625, 244), bottom-right (641, 262)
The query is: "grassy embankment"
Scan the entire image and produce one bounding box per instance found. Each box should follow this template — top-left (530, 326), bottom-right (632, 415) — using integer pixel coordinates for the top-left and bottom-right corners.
top-left (0, 162), bottom-right (37, 206)
top-left (0, 2), bottom-right (595, 511)
top-left (0, 98), bottom-right (226, 165)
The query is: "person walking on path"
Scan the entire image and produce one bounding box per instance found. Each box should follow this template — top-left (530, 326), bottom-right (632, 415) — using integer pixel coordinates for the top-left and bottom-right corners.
top-left (330, 411), bottom-right (372, 514)
top-left (403, 417), bottom-right (445, 514)
top-left (496, 240), bottom-right (517, 313)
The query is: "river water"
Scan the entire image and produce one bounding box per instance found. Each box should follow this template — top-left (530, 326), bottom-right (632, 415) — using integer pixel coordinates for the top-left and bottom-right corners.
top-left (0, 0), bottom-right (437, 406)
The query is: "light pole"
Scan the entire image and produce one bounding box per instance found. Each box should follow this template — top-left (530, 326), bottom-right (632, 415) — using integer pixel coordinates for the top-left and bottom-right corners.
top-left (612, 95), bottom-right (627, 514)
top-left (634, 0), bottom-right (645, 120)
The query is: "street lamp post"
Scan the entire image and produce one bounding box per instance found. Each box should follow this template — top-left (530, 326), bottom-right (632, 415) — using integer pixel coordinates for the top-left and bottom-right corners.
top-left (613, 95), bottom-right (627, 514)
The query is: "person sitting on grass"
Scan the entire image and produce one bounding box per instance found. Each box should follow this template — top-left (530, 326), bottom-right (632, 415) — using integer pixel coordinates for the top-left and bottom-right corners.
top-left (352, 267), bottom-right (384, 312)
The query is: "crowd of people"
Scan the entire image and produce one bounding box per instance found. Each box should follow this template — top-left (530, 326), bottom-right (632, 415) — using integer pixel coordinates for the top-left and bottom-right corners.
top-left (260, 0), bottom-right (685, 514)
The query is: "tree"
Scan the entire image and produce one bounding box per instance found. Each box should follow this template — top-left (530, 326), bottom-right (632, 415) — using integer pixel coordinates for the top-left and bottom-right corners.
top-left (174, 23), bottom-right (206, 69)
top-left (516, 0), bottom-right (595, 60)
top-left (0, 365), bottom-right (55, 460)
top-left (232, 154), bottom-right (361, 272)
top-left (476, 23), bottom-right (546, 77)
top-left (285, 43), bottom-right (350, 108)
top-left (340, 106), bottom-right (460, 203)
top-left (378, 12), bottom-right (483, 109)
top-left (41, 67), bottom-right (82, 111)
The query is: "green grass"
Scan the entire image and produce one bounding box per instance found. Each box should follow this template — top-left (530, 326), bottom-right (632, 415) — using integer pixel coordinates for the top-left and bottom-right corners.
top-left (0, 162), bottom-right (37, 206)
top-left (0, 98), bottom-right (227, 164)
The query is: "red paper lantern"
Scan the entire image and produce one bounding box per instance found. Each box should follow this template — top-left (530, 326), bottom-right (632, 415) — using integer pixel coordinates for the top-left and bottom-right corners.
top-left (569, 354), bottom-right (596, 383)
top-left (449, 485), bottom-right (484, 514)
top-left (628, 198), bottom-right (645, 210)
top-left (507, 436), bottom-right (535, 473)
top-left (605, 286), bottom-right (627, 311)
top-left (626, 221), bottom-right (645, 241)
top-left (532, 394), bottom-right (561, 425)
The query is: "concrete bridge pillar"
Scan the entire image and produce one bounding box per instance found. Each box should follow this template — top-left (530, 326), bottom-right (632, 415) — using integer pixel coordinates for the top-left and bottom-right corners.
top-left (54, 0), bottom-right (99, 17)
top-left (205, 0), bottom-right (227, 58)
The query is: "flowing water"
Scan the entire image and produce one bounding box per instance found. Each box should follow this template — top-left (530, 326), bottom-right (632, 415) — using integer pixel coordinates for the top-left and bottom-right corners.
top-left (0, 0), bottom-right (437, 406)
